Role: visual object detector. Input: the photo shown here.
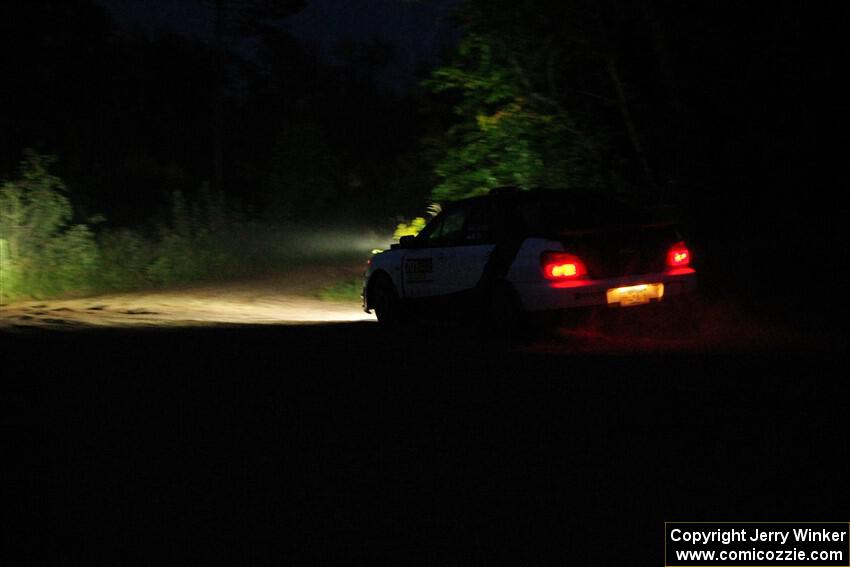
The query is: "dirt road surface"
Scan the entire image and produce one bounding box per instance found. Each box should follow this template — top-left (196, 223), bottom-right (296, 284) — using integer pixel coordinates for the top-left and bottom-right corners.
top-left (0, 265), bottom-right (374, 330)
top-left (1, 262), bottom-right (826, 355)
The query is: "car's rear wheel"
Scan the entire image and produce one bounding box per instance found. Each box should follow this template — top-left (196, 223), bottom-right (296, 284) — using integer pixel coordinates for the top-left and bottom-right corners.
top-left (486, 282), bottom-right (527, 340)
top-left (370, 276), bottom-right (405, 328)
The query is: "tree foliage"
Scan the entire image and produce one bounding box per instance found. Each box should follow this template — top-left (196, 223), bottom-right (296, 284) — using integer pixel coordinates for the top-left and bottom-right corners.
top-left (425, 0), bottom-right (673, 202)
top-left (427, 34), bottom-right (591, 200)
top-left (425, 3), bottom-right (603, 200)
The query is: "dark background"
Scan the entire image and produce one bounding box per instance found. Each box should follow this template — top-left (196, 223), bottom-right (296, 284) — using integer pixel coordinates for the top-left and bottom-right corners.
top-left (5, 326), bottom-right (849, 564)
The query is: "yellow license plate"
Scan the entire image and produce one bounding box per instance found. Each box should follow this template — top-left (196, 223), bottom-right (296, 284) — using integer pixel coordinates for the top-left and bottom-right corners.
top-left (606, 283), bottom-right (664, 307)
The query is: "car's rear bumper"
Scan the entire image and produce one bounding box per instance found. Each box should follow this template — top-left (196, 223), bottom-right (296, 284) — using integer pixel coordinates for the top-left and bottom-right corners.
top-left (512, 268), bottom-right (697, 311)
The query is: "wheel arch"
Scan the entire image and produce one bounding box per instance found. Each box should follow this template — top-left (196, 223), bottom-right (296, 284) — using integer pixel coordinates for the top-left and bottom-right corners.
top-left (487, 277), bottom-right (525, 312)
top-left (364, 269), bottom-right (396, 311)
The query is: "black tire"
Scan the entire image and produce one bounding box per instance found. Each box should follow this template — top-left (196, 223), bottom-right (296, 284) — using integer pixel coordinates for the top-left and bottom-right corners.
top-left (370, 276), bottom-right (405, 328)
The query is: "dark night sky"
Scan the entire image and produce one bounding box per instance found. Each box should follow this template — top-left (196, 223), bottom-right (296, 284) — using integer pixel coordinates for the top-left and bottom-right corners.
top-left (97, 0), bottom-right (460, 88)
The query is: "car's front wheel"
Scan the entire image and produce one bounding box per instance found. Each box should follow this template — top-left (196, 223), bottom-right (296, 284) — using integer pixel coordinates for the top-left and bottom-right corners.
top-left (370, 276), bottom-right (405, 328)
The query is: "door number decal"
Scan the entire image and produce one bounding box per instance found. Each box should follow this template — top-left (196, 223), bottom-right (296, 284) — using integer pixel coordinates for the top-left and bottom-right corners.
top-left (404, 257), bottom-right (433, 282)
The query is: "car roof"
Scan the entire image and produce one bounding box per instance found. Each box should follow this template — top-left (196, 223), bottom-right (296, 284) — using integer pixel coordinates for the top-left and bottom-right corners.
top-left (440, 188), bottom-right (680, 227)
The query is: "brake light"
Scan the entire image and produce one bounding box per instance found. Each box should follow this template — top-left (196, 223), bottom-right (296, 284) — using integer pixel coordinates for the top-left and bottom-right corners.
top-left (541, 251), bottom-right (588, 280)
top-left (667, 241), bottom-right (690, 267)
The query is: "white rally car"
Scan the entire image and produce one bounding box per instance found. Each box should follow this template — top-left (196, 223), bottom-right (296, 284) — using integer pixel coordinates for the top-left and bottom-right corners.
top-left (363, 188), bottom-right (696, 328)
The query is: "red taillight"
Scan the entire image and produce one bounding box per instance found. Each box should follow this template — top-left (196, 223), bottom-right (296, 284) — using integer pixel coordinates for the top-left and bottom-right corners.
top-left (541, 251), bottom-right (587, 280)
top-left (667, 241), bottom-right (690, 267)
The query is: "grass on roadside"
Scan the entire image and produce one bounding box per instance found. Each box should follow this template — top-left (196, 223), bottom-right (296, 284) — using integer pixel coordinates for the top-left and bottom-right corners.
top-left (315, 277), bottom-right (363, 303)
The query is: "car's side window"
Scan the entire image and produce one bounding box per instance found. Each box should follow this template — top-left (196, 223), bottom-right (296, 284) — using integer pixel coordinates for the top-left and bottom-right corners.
top-left (416, 215), bottom-right (444, 245)
top-left (463, 202), bottom-right (494, 244)
top-left (420, 207), bottom-right (466, 247)
top-left (438, 208), bottom-right (466, 244)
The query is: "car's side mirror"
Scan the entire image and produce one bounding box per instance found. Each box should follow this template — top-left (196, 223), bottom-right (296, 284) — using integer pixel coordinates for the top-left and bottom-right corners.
top-left (399, 235), bottom-right (416, 248)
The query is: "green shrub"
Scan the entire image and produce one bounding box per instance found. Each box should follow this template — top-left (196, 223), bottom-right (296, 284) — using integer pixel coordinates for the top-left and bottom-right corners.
top-left (95, 229), bottom-right (155, 291)
top-left (0, 150), bottom-right (291, 302)
top-left (393, 216), bottom-right (427, 240)
top-left (0, 151), bottom-right (99, 302)
top-left (97, 189), bottom-right (254, 290)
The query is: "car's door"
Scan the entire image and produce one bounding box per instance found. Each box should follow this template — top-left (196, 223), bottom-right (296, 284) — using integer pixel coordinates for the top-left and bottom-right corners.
top-left (402, 207), bottom-right (466, 298)
top-left (436, 200), bottom-right (497, 296)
